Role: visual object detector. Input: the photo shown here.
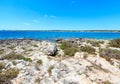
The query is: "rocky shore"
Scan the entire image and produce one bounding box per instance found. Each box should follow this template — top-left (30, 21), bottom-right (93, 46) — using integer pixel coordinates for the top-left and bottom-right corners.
top-left (0, 38), bottom-right (120, 84)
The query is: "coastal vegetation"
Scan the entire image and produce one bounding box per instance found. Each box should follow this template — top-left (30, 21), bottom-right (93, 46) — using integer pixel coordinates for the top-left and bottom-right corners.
top-left (0, 62), bottom-right (4, 71)
top-left (87, 40), bottom-right (101, 47)
top-left (48, 65), bottom-right (54, 73)
top-left (0, 48), bottom-right (4, 54)
top-left (0, 52), bottom-right (24, 60)
top-left (80, 45), bottom-right (96, 54)
top-left (0, 68), bottom-right (19, 84)
top-left (0, 52), bottom-right (32, 62)
top-left (60, 41), bottom-right (79, 56)
top-left (0, 39), bottom-right (120, 84)
top-left (109, 39), bottom-right (120, 48)
top-left (99, 48), bottom-right (120, 61)
top-left (37, 59), bottom-right (43, 65)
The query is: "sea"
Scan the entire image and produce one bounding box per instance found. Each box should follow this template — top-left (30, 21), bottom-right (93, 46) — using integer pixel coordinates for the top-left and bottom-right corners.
top-left (0, 30), bottom-right (120, 41)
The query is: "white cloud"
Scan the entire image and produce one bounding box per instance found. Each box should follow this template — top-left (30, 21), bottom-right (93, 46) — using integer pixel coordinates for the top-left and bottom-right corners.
top-left (23, 23), bottom-right (31, 26)
top-left (44, 14), bottom-right (56, 18)
top-left (33, 19), bottom-right (39, 23)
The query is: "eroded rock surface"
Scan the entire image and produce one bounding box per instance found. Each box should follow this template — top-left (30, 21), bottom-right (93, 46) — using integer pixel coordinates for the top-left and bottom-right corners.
top-left (0, 39), bottom-right (120, 84)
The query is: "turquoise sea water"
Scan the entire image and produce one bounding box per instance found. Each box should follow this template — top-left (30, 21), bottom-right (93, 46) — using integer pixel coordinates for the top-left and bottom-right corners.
top-left (0, 31), bottom-right (120, 40)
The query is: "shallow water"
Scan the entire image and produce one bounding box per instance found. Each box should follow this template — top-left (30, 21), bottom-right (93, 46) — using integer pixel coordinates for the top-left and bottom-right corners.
top-left (0, 31), bottom-right (120, 40)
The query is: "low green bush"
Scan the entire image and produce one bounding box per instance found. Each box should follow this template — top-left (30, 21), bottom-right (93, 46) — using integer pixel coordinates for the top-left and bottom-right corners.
top-left (98, 41), bottom-right (105, 44)
top-left (37, 59), bottom-right (43, 65)
top-left (109, 39), bottom-right (120, 48)
top-left (48, 65), bottom-right (54, 73)
top-left (0, 62), bottom-right (4, 71)
top-left (33, 45), bottom-right (38, 47)
top-left (0, 52), bottom-right (24, 60)
top-left (91, 41), bottom-right (100, 47)
top-left (87, 40), bottom-right (101, 47)
top-left (60, 41), bottom-right (73, 50)
top-left (0, 52), bottom-right (32, 62)
top-left (0, 49), bottom-right (4, 54)
top-left (23, 57), bottom-right (32, 62)
top-left (0, 68), bottom-right (19, 83)
top-left (80, 45), bottom-right (96, 54)
top-left (60, 41), bottom-right (79, 56)
top-left (99, 48), bottom-right (120, 61)
top-left (12, 61), bottom-right (17, 65)
top-left (64, 47), bottom-right (78, 56)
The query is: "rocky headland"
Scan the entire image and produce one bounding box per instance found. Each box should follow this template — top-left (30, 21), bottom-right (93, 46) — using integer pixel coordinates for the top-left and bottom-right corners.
top-left (0, 38), bottom-right (120, 84)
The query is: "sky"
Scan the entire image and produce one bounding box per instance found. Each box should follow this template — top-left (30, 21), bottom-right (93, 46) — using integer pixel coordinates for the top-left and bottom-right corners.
top-left (0, 0), bottom-right (120, 30)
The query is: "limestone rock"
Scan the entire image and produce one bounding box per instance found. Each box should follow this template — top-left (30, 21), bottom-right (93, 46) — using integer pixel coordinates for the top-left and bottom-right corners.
top-left (41, 42), bottom-right (57, 56)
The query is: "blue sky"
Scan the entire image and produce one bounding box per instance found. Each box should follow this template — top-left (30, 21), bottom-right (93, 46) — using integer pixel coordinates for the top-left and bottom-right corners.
top-left (0, 0), bottom-right (120, 30)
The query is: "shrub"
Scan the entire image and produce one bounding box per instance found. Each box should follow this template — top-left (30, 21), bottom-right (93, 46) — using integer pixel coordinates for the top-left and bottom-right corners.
top-left (64, 47), bottom-right (78, 56)
top-left (98, 41), bottom-right (105, 44)
top-left (87, 40), bottom-right (100, 47)
top-left (0, 49), bottom-right (4, 54)
top-left (0, 68), bottom-right (19, 83)
top-left (102, 80), bottom-right (112, 84)
top-left (60, 41), bottom-right (73, 50)
top-left (12, 61), bottom-right (17, 65)
top-left (21, 47), bottom-right (26, 50)
top-left (28, 49), bottom-right (33, 51)
top-left (0, 62), bottom-right (4, 71)
top-left (0, 52), bottom-right (24, 60)
top-left (33, 45), bottom-right (38, 47)
top-left (23, 57), bottom-right (32, 62)
top-left (80, 45), bottom-right (95, 54)
top-left (0, 52), bottom-right (32, 62)
top-left (109, 39), bottom-right (120, 48)
top-left (48, 65), bottom-right (54, 73)
top-left (35, 78), bottom-right (41, 83)
top-left (37, 59), bottom-right (43, 65)
top-left (60, 41), bottom-right (79, 56)
top-left (99, 48), bottom-right (120, 61)
top-left (91, 41), bottom-right (100, 47)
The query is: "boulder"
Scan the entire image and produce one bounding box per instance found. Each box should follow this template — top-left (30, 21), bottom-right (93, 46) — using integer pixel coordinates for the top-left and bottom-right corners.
top-left (41, 42), bottom-right (57, 56)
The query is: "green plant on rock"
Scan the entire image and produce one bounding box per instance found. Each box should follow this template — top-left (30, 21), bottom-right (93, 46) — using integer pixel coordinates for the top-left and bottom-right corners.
top-left (37, 59), bottom-right (43, 65)
top-left (21, 47), bottom-right (26, 50)
top-left (48, 65), bottom-right (54, 73)
top-left (23, 57), bottom-right (32, 62)
top-left (28, 49), bottom-right (33, 51)
top-left (33, 45), bottom-right (38, 47)
top-left (12, 61), bottom-right (17, 65)
top-left (35, 77), bottom-right (41, 84)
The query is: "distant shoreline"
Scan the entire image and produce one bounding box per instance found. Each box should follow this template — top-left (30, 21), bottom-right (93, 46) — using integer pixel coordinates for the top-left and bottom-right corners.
top-left (0, 30), bottom-right (120, 40)
top-left (0, 30), bottom-right (120, 32)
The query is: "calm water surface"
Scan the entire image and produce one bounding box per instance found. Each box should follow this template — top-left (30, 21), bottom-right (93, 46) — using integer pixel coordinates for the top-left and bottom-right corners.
top-left (0, 31), bottom-right (120, 40)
